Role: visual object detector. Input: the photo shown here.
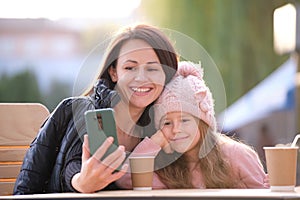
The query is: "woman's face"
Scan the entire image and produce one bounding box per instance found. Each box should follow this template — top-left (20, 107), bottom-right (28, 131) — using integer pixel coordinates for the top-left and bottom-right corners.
top-left (110, 39), bottom-right (166, 109)
top-left (160, 112), bottom-right (201, 155)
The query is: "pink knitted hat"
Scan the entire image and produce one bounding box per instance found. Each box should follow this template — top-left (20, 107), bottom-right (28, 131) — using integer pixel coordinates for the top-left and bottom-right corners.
top-left (154, 61), bottom-right (216, 130)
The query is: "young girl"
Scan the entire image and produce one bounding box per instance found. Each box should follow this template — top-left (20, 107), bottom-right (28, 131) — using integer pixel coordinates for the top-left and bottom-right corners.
top-left (117, 61), bottom-right (269, 189)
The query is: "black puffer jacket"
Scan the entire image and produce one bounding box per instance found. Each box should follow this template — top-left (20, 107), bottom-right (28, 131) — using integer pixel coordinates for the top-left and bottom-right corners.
top-left (13, 80), bottom-right (119, 194)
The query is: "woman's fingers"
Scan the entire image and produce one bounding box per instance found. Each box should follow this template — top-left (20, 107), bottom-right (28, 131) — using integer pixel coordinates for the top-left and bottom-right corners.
top-left (91, 137), bottom-right (114, 161)
top-left (104, 164), bottom-right (129, 183)
top-left (101, 145), bottom-right (126, 171)
top-left (82, 134), bottom-right (90, 163)
top-left (87, 136), bottom-right (127, 172)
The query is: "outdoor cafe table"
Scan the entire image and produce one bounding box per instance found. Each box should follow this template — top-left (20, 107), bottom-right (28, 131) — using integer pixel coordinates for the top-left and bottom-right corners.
top-left (1, 188), bottom-right (300, 200)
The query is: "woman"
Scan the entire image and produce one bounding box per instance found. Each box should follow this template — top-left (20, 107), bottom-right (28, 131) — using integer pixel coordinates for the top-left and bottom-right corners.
top-left (13, 24), bottom-right (178, 194)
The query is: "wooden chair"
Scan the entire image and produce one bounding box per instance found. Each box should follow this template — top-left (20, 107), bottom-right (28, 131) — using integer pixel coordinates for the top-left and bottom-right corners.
top-left (0, 103), bottom-right (50, 195)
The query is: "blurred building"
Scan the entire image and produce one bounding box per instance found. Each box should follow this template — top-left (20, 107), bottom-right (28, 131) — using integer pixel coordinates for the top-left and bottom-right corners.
top-left (0, 18), bottom-right (85, 93)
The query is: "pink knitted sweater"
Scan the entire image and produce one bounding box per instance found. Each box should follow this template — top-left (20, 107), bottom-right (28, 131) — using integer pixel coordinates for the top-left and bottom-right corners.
top-left (116, 137), bottom-right (269, 189)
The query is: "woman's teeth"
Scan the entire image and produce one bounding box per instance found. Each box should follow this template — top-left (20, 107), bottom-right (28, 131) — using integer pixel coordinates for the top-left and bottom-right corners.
top-left (131, 87), bottom-right (151, 92)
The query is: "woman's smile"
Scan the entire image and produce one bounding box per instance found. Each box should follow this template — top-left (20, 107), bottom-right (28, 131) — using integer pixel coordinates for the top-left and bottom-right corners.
top-left (130, 86), bottom-right (152, 94)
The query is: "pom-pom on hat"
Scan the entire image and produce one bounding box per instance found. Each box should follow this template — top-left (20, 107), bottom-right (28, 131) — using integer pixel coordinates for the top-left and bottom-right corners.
top-left (154, 61), bottom-right (216, 130)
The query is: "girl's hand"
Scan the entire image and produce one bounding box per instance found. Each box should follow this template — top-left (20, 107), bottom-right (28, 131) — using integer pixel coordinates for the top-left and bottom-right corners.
top-left (72, 135), bottom-right (128, 193)
top-left (263, 174), bottom-right (270, 188)
top-left (151, 130), bottom-right (173, 154)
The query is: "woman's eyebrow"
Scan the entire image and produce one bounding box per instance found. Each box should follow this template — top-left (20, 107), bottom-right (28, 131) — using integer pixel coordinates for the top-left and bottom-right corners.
top-left (123, 60), bottom-right (160, 65)
top-left (123, 59), bottom-right (138, 64)
top-left (147, 61), bottom-right (160, 64)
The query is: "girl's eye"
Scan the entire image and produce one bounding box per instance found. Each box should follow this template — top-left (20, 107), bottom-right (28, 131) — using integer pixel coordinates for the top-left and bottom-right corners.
top-left (148, 69), bottom-right (157, 72)
top-left (181, 118), bottom-right (190, 123)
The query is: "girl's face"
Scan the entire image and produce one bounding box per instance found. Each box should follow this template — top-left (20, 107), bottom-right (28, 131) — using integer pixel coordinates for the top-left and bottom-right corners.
top-left (160, 112), bottom-right (201, 155)
top-left (110, 39), bottom-right (166, 110)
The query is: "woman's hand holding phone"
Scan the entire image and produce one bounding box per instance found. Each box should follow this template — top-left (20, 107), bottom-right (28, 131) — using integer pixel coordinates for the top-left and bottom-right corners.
top-left (71, 135), bottom-right (128, 193)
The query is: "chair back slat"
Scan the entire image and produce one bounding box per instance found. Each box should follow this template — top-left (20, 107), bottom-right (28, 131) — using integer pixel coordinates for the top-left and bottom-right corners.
top-left (0, 103), bottom-right (49, 195)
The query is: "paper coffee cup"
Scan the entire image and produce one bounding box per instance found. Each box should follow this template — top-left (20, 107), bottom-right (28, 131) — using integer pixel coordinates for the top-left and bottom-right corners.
top-left (129, 156), bottom-right (155, 190)
top-left (264, 146), bottom-right (298, 192)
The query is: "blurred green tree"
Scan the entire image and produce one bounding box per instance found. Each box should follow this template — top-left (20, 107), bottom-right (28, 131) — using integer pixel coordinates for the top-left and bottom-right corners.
top-left (0, 70), bottom-right (72, 112)
top-left (0, 70), bottom-right (43, 103)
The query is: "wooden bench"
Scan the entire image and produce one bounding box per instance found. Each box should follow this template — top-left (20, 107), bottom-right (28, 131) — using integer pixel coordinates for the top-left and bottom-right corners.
top-left (0, 103), bottom-right (50, 195)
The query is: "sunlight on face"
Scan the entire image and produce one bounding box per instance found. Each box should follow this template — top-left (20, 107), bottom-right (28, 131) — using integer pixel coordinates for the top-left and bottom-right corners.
top-left (0, 0), bottom-right (141, 20)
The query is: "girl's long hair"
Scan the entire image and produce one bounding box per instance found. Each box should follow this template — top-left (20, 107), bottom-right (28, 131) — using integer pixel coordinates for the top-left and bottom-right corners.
top-left (155, 120), bottom-right (237, 188)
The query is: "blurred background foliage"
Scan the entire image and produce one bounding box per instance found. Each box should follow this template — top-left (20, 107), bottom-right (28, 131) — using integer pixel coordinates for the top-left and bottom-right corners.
top-left (0, 70), bottom-right (42, 102)
top-left (140, 0), bottom-right (291, 104)
top-left (0, 0), bottom-right (296, 111)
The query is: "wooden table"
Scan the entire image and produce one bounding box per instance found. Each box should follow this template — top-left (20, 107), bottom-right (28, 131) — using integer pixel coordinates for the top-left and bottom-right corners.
top-left (1, 189), bottom-right (300, 200)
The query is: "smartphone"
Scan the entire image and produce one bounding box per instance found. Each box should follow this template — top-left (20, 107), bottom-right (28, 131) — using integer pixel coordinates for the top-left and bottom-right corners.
top-left (84, 108), bottom-right (118, 160)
